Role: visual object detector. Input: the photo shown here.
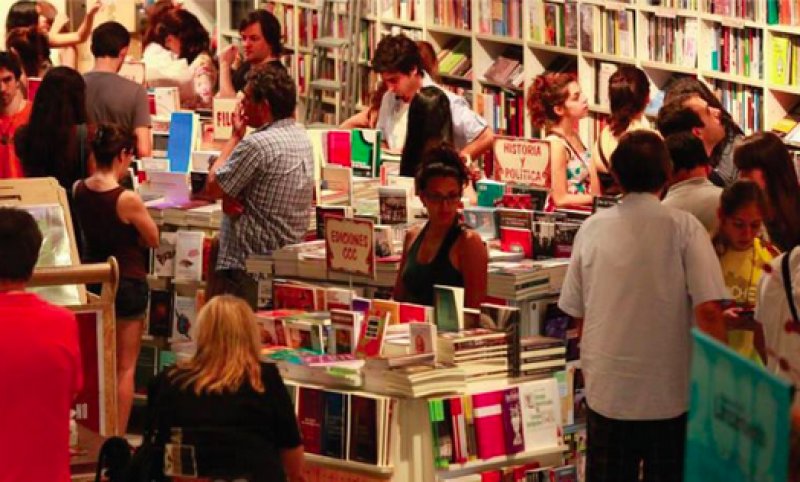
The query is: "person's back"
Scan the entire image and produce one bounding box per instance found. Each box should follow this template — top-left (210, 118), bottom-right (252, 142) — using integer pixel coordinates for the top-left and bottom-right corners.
top-left (0, 207), bottom-right (82, 482)
top-left (84, 71), bottom-right (148, 134)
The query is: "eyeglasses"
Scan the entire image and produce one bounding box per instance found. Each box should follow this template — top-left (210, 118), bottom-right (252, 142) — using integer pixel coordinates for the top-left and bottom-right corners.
top-left (424, 192), bottom-right (461, 204)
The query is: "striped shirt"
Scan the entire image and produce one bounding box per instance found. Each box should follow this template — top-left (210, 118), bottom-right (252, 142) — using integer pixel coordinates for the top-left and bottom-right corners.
top-left (216, 118), bottom-right (313, 271)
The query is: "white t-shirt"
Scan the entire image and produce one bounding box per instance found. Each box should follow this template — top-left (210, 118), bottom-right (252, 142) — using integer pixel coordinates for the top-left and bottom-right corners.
top-left (756, 248), bottom-right (800, 390)
top-left (558, 193), bottom-right (730, 420)
top-left (376, 73), bottom-right (487, 151)
top-left (662, 177), bottom-right (723, 234)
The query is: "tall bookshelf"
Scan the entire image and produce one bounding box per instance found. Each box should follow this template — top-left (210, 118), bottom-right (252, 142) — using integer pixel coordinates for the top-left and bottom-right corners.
top-left (213, 0), bottom-right (800, 145)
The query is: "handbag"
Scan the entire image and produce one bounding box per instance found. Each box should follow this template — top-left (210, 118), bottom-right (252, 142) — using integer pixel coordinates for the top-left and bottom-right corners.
top-left (120, 374), bottom-right (171, 482)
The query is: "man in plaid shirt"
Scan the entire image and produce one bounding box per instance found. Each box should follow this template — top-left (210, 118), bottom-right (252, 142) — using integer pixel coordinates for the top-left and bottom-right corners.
top-left (208, 64), bottom-right (313, 307)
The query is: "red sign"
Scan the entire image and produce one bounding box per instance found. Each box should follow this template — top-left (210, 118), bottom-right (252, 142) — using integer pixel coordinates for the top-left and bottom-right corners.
top-left (74, 310), bottom-right (105, 434)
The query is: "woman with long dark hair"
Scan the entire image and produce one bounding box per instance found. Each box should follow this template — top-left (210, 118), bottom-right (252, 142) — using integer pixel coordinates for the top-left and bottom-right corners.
top-left (733, 132), bottom-right (800, 252)
top-left (16, 65), bottom-right (90, 191)
top-left (592, 66), bottom-right (651, 194)
top-left (399, 86), bottom-right (454, 177)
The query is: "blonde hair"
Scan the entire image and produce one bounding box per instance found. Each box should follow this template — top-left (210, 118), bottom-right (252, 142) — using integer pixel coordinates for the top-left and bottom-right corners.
top-left (172, 295), bottom-right (265, 395)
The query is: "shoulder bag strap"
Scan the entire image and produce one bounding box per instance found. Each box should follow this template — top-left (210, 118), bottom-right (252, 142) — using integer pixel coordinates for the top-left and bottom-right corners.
top-left (782, 248), bottom-right (799, 323)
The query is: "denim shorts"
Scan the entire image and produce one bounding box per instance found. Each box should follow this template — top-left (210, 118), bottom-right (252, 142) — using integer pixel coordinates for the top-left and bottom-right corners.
top-left (90, 278), bottom-right (149, 321)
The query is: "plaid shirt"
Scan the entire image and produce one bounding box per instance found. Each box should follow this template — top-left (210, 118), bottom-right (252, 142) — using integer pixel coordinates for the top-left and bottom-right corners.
top-left (216, 118), bottom-right (313, 271)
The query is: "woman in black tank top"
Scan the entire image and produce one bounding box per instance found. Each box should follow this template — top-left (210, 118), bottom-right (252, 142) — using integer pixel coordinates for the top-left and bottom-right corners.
top-left (393, 144), bottom-right (488, 308)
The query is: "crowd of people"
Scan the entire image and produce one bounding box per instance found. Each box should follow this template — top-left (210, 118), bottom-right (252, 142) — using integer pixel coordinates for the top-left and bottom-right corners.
top-left (0, 1), bottom-right (799, 481)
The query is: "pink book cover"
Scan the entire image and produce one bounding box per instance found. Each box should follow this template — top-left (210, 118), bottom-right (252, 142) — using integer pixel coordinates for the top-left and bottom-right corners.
top-left (472, 391), bottom-right (507, 460)
top-left (501, 387), bottom-right (525, 454)
top-left (399, 302), bottom-right (428, 323)
top-left (326, 131), bottom-right (352, 167)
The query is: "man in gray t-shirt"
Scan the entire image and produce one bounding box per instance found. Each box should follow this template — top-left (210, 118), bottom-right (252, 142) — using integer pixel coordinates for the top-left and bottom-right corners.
top-left (84, 22), bottom-right (151, 157)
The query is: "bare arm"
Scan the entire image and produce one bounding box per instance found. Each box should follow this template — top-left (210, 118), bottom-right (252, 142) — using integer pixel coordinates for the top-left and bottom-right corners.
top-left (279, 445), bottom-right (306, 482)
top-left (216, 45), bottom-right (239, 99)
top-left (459, 231), bottom-right (488, 309)
top-left (460, 127), bottom-right (494, 162)
top-left (117, 191), bottom-right (159, 248)
top-left (340, 108), bottom-right (372, 129)
top-left (47, 1), bottom-right (101, 48)
top-left (695, 300), bottom-right (727, 343)
top-left (134, 127), bottom-right (152, 159)
top-left (550, 142), bottom-right (594, 208)
top-left (391, 229), bottom-right (419, 302)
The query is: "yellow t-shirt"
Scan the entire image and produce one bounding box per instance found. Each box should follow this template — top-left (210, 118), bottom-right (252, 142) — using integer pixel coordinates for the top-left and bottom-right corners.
top-left (719, 237), bottom-right (774, 362)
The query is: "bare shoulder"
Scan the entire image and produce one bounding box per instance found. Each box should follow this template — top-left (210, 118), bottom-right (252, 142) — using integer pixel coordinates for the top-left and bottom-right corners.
top-left (458, 228), bottom-right (487, 253)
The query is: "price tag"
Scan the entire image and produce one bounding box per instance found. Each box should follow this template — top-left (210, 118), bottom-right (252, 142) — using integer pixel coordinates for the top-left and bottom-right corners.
top-left (325, 216), bottom-right (375, 278)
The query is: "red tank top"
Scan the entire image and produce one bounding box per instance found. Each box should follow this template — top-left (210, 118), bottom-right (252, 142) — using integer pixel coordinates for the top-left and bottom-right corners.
top-left (73, 181), bottom-right (148, 280)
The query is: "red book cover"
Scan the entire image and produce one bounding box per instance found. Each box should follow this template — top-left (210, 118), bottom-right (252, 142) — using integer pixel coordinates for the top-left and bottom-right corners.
top-left (399, 302), bottom-right (427, 323)
top-left (501, 387), bottom-right (525, 454)
top-left (348, 395), bottom-right (378, 464)
top-left (273, 283), bottom-right (317, 310)
top-left (472, 391), bottom-right (506, 460)
top-left (501, 194), bottom-right (533, 210)
top-left (298, 387), bottom-right (325, 454)
top-left (74, 311), bottom-right (102, 433)
top-left (326, 131), bottom-right (352, 167)
top-left (500, 227), bottom-right (533, 258)
top-left (449, 397), bottom-right (468, 463)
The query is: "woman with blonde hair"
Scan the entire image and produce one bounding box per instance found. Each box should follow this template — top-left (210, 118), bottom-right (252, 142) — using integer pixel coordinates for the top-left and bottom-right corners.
top-left (147, 295), bottom-right (304, 481)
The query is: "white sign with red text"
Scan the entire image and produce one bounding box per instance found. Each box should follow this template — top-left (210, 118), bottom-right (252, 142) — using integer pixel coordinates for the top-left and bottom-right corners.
top-left (325, 216), bottom-right (375, 278)
top-left (213, 98), bottom-right (238, 140)
top-left (493, 137), bottom-right (551, 188)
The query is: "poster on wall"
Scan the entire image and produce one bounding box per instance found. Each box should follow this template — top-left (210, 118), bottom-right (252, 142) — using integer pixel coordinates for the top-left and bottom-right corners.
top-left (493, 137), bottom-right (551, 188)
top-left (685, 329), bottom-right (793, 482)
top-left (73, 310), bottom-right (106, 435)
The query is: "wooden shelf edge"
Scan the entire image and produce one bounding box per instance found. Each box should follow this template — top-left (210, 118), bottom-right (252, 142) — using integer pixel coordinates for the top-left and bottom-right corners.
top-left (765, 83), bottom-right (800, 96)
top-left (580, 51), bottom-right (637, 65)
top-left (304, 453), bottom-right (394, 477)
top-left (639, 59), bottom-right (698, 75)
top-left (700, 70), bottom-right (763, 88)
top-left (427, 25), bottom-right (472, 37)
top-left (527, 41), bottom-right (579, 56)
top-left (436, 445), bottom-right (569, 478)
top-left (475, 33), bottom-right (524, 46)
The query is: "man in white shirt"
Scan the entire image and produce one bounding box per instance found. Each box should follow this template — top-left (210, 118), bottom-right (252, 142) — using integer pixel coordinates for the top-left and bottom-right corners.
top-left (662, 131), bottom-right (722, 234)
top-left (755, 247), bottom-right (800, 473)
top-left (371, 35), bottom-right (493, 160)
top-left (558, 130), bottom-right (729, 482)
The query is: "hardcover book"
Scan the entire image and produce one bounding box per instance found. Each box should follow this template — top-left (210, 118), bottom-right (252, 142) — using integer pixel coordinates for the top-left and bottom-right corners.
top-left (273, 283), bottom-right (318, 310)
top-left (329, 309), bottom-right (363, 355)
top-left (476, 179), bottom-right (506, 207)
top-left (351, 128), bottom-right (382, 177)
top-left (153, 232), bottom-right (177, 277)
top-left (518, 378), bottom-right (562, 452)
top-left (500, 227), bottom-right (533, 258)
top-left (170, 295), bottom-right (195, 342)
top-left (148, 290), bottom-right (173, 338)
top-left (298, 387), bottom-right (325, 454)
top-left (167, 111), bottom-right (198, 173)
top-left (174, 230), bottom-right (204, 281)
top-left (378, 186), bottom-right (411, 225)
top-left (321, 391), bottom-right (349, 459)
top-left (471, 390), bottom-right (506, 459)
top-left (355, 313), bottom-right (389, 358)
top-left (326, 130), bottom-right (352, 167)
top-left (434, 285), bottom-right (465, 333)
top-left (428, 398), bottom-right (454, 468)
top-left (501, 387), bottom-right (525, 454)
top-left (463, 207), bottom-right (498, 241)
top-left (348, 395), bottom-right (379, 464)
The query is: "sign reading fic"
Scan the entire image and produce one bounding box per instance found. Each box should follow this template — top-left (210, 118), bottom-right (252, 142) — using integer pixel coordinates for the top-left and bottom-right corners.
top-left (325, 216), bottom-right (375, 278)
top-left (493, 137), bottom-right (550, 188)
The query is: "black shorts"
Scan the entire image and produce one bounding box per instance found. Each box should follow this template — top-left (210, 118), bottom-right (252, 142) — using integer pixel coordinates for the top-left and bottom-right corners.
top-left (89, 278), bottom-right (149, 321)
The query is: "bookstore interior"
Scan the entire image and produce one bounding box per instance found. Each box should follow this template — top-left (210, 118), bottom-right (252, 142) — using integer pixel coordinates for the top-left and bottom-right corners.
top-left (2, 0), bottom-right (800, 481)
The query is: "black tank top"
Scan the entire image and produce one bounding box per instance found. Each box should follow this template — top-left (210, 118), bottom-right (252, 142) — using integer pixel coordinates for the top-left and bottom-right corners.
top-left (400, 221), bottom-right (465, 306)
top-left (73, 181), bottom-right (148, 280)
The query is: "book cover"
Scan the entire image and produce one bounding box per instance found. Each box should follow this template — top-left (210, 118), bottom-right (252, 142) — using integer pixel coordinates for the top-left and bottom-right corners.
top-left (501, 387), bottom-right (525, 454)
top-left (471, 390), bottom-right (506, 459)
top-left (315, 205), bottom-right (351, 240)
top-left (273, 283), bottom-right (317, 310)
top-left (298, 387), bottom-right (325, 454)
top-left (154, 87), bottom-right (179, 118)
top-left (148, 290), bottom-right (173, 338)
top-left (284, 317), bottom-right (326, 353)
top-left (480, 303), bottom-right (521, 375)
top-left (174, 230), bottom-right (204, 281)
top-left (326, 130), bottom-right (352, 167)
top-left (399, 302), bottom-right (429, 323)
top-left (378, 186), bottom-right (411, 225)
top-left (533, 221), bottom-right (556, 259)
top-left (153, 232), bottom-right (177, 277)
top-left (500, 227), bottom-right (533, 258)
top-left (371, 299), bottom-right (401, 325)
top-left (463, 207), bottom-right (498, 241)
top-left (256, 309), bottom-right (301, 346)
top-left (428, 398), bottom-right (454, 468)
top-left (170, 295), bottom-right (195, 342)
top-left (351, 128), bottom-right (381, 177)
top-left (510, 185), bottom-right (550, 212)
top-left (501, 193), bottom-right (533, 210)
top-left (212, 97), bottom-right (237, 140)
top-left (355, 313), bottom-right (389, 358)
top-left (408, 322), bottom-right (436, 354)
top-left (321, 391), bottom-right (349, 459)
top-left (554, 223), bottom-right (580, 258)
top-left (449, 396), bottom-right (469, 464)
top-left (329, 309), bottom-right (363, 355)
top-left (497, 207), bottom-right (534, 230)
top-left (348, 395), bottom-right (379, 464)
top-left (476, 179), bottom-right (506, 207)
top-left (167, 111), bottom-right (198, 173)
top-left (351, 296), bottom-right (372, 314)
top-left (374, 224), bottom-right (395, 258)
top-left (518, 378), bottom-right (562, 452)
top-left (325, 287), bottom-right (353, 312)
top-left (434, 285), bottom-right (465, 333)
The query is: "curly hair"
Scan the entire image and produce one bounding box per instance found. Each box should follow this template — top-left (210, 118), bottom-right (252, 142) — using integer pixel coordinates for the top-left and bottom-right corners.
top-left (246, 63), bottom-right (296, 119)
top-left (415, 143), bottom-right (470, 194)
top-left (527, 72), bottom-right (576, 129)
top-left (372, 34), bottom-right (423, 75)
